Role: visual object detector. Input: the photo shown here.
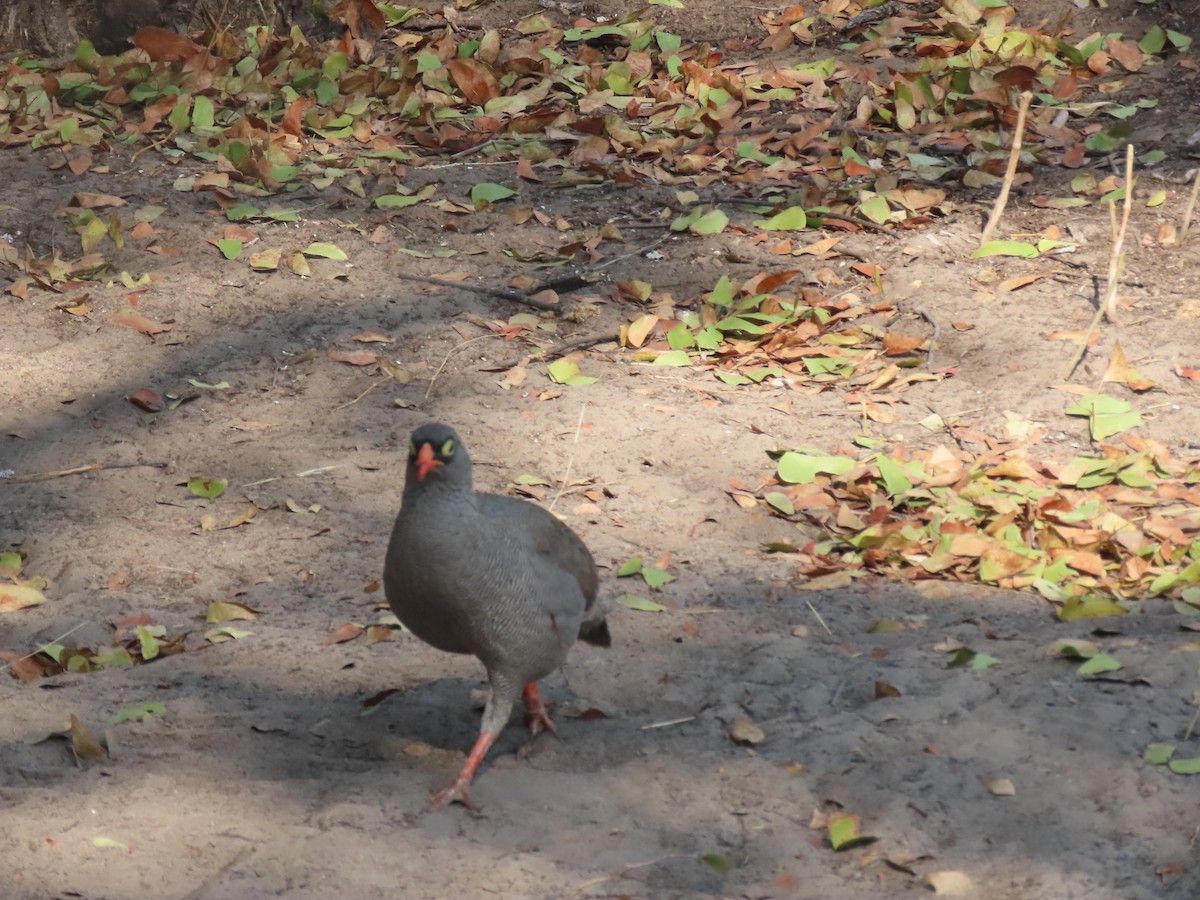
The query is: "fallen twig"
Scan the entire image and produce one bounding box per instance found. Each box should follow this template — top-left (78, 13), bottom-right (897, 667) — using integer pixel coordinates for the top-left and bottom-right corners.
top-left (569, 855), bottom-right (695, 900)
top-left (0, 622), bottom-right (86, 673)
top-left (524, 330), bottom-right (620, 363)
top-left (391, 271), bottom-right (561, 311)
top-left (1180, 167), bottom-right (1200, 245)
top-left (806, 599), bottom-right (834, 637)
top-left (425, 334), bottom-right (495, 399)
top-left (1101, 143), bottom-right (1135, 323)
top-left (1, 461), bottom-right (168, 483)
top-left (979, 90), bottom-right (1033, 248)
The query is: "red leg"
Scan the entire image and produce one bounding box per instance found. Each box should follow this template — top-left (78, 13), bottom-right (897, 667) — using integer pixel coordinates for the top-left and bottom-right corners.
top-left (426, 729), bottom-right (496, 812)
top-left (522, 683), bottom-right (557, 738)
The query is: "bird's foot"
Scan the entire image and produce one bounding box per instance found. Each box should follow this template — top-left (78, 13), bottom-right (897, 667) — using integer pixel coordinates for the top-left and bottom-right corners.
top-left (426, 778), bottom-right (478, 812)
top-left (522, 683), bottom-right (559, 739)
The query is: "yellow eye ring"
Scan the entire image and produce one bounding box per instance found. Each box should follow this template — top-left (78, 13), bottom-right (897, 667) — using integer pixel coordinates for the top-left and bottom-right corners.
top-left (440, 439), bottom-right (455, 457)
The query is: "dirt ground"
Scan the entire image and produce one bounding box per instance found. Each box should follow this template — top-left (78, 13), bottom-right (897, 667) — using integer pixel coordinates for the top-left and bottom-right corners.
top-left (3, 0), bottom-right (1200, 898)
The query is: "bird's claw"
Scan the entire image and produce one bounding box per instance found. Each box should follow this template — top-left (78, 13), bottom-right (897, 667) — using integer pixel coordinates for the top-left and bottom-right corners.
top-left (426, 779), bottom-right (477, 812)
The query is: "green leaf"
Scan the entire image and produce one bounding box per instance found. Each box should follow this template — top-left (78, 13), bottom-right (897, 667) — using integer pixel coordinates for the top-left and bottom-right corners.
top-left (218, 237), bottom-right (243, 259)
top-left (92, 837), bottom-right (128, 850)
top-left (302, 242), bottom-right (347, 260)
top-left (135, 625), bottom-right (159, 661)
top-left (1076, 653), bottom-right (1122, 676)
top-left (971, 652), bottom-right (1000, 670)
top-left (192, 95), bottom-right (215, 131)
top-left (224, 203), bottom-right (259, 221)
top-left (764, 492), bottom-right (794, 515)
top-left (617, 557), bottom-right (644, 577)
top-left (1059, 597), bottom-right (1124, 625)
top-left (616, 594), bottom-right (669, 612)
top-left (376, 193), bottom-right (426, 209)
top-left (1143, 743), bottom-right (1175, 765)
top-left (972, 240), bottom-right (1040, 259)
top-left (875, 455), bottom-right (913, 497)
top-left (546, 358), bottom-right (597, 385)
top-left (666, 323), bottom-right (695, 350)
top-left (776, 452), bottom-right (855, 484)
top-left (470, 182), bottom-right (516, 206)
top-left (1139, 25), bottom-right (1166, 55)
top-left (690, 209), bottom-right (728, 235)
top-left (113, 702), bottom-right (166, 724)
top-left (641, 566), bottom-right (674, 589)
top-left (188, 477), bottom-right (227, 499)
top-left (702, 853), bottom-right (731, 876)
top-left (205, 626), bottom-right (254, 643)
top-left (188, 379), bottom-right (230, 390)
top-left (652, 350), bottom-right (692, 367)
top-left (1064, 393), bottom-right (1142, 441)
top-left (828, 814), bottom-right (875, 851)
top-left (858, 196), bottom-right (891, 225)
top-left (1168, 757), bottom-right (1200, 775)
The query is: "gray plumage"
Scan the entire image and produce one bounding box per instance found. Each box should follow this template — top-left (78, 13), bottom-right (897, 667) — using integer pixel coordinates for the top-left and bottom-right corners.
top-left (383, 423), bottom-right (609, 808)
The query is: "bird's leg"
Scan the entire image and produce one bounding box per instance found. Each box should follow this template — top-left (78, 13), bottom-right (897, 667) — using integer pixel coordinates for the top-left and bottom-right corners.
top-left (522, 683), bottom-right (557, 738)
top-left (426, 729), bottom-right (496, 811)
top-left (427, 680), bottom-right (514, 812)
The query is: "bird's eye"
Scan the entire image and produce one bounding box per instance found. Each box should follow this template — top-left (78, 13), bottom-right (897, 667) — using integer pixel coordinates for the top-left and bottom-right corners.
top-left (440, 439), bottom-right (455, 457)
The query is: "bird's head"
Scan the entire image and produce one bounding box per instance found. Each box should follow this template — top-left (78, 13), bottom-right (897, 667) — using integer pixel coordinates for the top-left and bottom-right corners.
top-left (406, 423), bottom-right (471, 487)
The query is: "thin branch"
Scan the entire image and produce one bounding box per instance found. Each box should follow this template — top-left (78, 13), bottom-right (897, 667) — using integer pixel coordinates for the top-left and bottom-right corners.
top-left (524, 330), bottom-right (620, 363)
top-left (1, 461), bottom-right (168, 484)
top-left (1180, 167), bottom-right (1200, 245)
top-left (979, 90), bottom-right (1033, 248)
top-left (425, 334), bottom-right (495, 399)
top-left (1102, 144), bottom-right (1135, 323)
top-left (391, 271), bottom-right (561, 311)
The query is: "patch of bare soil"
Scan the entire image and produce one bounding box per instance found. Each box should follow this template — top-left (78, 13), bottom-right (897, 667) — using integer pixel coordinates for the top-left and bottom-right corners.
top-left (3, 1), bottom-right (1200, 898)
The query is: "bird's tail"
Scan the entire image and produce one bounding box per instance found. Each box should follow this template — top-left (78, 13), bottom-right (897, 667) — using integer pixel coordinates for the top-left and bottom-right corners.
top-left (578, 608), bottom-right (611, 648)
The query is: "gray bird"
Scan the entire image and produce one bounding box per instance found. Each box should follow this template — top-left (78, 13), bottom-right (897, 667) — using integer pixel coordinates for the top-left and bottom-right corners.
top-left (384, 423), bottom-right (610, 810)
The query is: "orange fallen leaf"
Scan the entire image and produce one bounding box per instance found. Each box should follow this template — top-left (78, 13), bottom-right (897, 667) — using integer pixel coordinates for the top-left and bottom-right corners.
top-left (327, 350), bottom-right (377, 366)
top-left (322, 622), bottom-right (364, 645)
top-left (112, 308), bottom-right (171, 335)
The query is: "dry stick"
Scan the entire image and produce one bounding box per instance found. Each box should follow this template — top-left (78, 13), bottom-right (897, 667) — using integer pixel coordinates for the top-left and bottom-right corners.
top-left (1062, 144), bottom-right (1136, 378)
top-left (569, 855), bottom-right (696, 900)
top-left (524, 330), bottom-right (621, 363)
top-left (0, 622), bottom-right (87, 674)
top-left (424, 334), bottom-right (495, 399)
top-left (1102, 143), bottom-right (1136, 323)
top-left (241, 465), bottom-right (341, 489)
top-left (391, 271), bottom-right (561, 311)
top-left (979, 90), bottom-right (1034, 248)
top-left (334, 375), bottom-right (388, 410)
top-left (2, 460), bottom-right (168, 484)
top-left (1180, 167), bottom-right (1200, 245)
top-left (806, 599), bottom-right (834, 637)
top-left (549, 403), bottom-right (587, 513)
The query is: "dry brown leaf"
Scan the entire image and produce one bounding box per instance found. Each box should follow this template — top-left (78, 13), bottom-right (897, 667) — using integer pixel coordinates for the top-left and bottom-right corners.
top-left (70, 192), bottom-right (126, 209)
top-left (327, 349), bottom-right (377, 366)
top-left (322, 623), bottom-right (364, 645)
top-left (112, 308), bottom-right (171, 335)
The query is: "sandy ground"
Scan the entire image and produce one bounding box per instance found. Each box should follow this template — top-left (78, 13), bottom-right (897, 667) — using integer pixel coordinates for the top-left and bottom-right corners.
top-left (3, 0), bottom-right (1200, 897)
